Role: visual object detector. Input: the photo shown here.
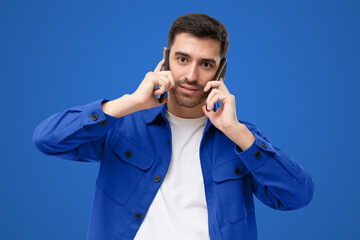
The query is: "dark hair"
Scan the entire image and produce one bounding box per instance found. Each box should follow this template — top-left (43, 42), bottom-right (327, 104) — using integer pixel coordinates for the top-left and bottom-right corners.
top-left (168, 13), bottom-right (229, 58)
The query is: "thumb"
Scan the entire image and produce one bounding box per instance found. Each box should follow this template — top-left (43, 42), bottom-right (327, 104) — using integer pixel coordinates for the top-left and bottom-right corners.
top-left (202, 104), bottom-right (215, 119)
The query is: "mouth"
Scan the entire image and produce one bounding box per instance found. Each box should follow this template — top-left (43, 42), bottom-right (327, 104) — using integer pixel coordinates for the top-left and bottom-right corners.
top-left (179, 84), bottom-right (199, 93)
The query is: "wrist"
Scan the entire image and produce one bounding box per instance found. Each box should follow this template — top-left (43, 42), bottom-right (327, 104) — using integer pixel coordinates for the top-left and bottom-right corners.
top-left (224, 123), bottom-right (255, 152)
top-left (221, 120), bottom-right (243, 135)
top-left (102, 94), bottom-right (143, 118)
top-left (129, 91), bottom-right (151, 110)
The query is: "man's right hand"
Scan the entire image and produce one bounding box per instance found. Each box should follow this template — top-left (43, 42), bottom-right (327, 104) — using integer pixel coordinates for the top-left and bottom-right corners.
top-left (132, 58), bottom-right (175, 109)
top-left (102, 59), bottom-right (175, 118)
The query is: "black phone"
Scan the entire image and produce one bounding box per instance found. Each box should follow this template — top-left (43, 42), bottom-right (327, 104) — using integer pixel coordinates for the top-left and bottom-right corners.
top-left (213, 58), bottom-right (227, 81)
top-left (206, 58), bottom-right (227, 111)
top-left (158, 49), bottom-right (170, 103)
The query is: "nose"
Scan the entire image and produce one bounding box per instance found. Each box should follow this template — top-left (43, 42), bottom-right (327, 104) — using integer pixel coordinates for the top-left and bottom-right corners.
top-left (185, 62), bottom-right (198, 82)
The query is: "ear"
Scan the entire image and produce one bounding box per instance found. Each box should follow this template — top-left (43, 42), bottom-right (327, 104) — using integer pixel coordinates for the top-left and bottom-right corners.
top-left (163, 47), bottom-right (167, 55)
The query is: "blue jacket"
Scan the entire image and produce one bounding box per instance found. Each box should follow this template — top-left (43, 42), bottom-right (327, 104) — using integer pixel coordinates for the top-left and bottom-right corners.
top-left (33, 99), bottom-right (314, 240)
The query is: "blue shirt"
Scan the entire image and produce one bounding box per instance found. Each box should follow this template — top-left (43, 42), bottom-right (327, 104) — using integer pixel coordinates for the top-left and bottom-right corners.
top-left (33, 99), bottom-right (314, 240)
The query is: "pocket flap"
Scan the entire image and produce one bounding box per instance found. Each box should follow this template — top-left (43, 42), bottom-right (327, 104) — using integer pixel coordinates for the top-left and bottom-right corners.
top-left (212, 158), bottom-right (250, 182)
top-left (110, 131), bottom-right (155, 170)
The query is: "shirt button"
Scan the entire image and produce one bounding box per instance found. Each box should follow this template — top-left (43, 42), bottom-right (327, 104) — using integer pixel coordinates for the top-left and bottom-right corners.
top-left (135, 213), bottom-right (142, 220)
top-left (167, 139), bottom-right (171, 146)
top-left (255, 151), bottom-right (262, 159)
top-left (261, 142), bottom-right (268, 149)
top-left (91, 113), bottom-right (98, 121)
top-left (125, 151), bottom-right (132, 158)
top-left (100, 120), bottom-right (107, 126)
top-left (154, 176), bottom-right (161, 182)
top-left (234, 168), bottom-right (241, 175)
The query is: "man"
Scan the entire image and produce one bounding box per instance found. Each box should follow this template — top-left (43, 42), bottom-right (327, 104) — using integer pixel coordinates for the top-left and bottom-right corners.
top-left (33, 13), bottom-right (314, 240)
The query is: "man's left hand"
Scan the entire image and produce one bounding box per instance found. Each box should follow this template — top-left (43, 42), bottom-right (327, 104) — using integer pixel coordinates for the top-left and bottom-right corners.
top-left (202, 78), bottom-right (238, 132)
top-left (202, 78), bottom-right (255, 151)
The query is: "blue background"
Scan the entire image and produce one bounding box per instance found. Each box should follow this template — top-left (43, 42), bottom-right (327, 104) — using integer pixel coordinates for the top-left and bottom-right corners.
top-left (1, 0), bottom-right (359, 239)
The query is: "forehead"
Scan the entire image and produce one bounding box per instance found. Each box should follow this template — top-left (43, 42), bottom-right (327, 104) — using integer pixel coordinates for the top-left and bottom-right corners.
top-left (171, 32), bottom-right (221, 60)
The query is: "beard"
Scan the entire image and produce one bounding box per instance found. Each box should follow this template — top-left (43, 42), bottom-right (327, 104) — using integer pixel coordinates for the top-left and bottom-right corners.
top-left (169, 78), bottom-right (210, 108)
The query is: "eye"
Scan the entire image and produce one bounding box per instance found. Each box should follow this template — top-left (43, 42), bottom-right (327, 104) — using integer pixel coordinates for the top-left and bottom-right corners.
top-left (202, 62), bottom-right (212, 68)
top-left (178, 57), bottom-right (187, 63)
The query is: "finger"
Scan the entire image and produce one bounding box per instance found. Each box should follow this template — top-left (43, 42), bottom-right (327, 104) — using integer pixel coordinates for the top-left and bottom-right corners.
top-left (154, 59), bottom-right (165, 72)
top-left (207, 88), bottom-right (221, 100)
top-left (149, 73), bottom-right (169, 87)
top-left (162, 71), bottom-right (175, 90)
top-left (166, 71), bottom-right (175, 89)
top-left (155, 84), bottom-right (167, 95)
top-left (206, 88), bottom-right (224, 109)
top-left (155, 77), bottom-right (172, 95)
top-left (206, 89), bottom-right (220, 108)
top-left (204, 81), bottom-right (229, 92)
top-left (209, 94), bottom-right (227, 111)
top-left (204, 80), bottom-right (225, 92)
top-left (153, 88), bottom-right (163, 95)
top-left (203, 104), bottom-right (212, 115)
top-left (146, 72), bottom-right (173, 95)
top-left (202, 104), bottom-right (217, 120)
top-left (207, 93), bottom-right (227, 111)
top-left (206, 89), bottom-right (216, 111)
top-left (156, 71), bottom-right (175, 89)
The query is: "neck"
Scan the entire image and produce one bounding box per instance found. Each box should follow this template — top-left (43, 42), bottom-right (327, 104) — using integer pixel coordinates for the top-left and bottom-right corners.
top-left (166, 96), bottom-right (206, 119)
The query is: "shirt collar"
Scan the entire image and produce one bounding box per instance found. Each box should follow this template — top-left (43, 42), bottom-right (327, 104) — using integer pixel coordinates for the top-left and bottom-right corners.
top-left (144, 101), bottom-right (220, 130)
top-left (144, 104), bottom-right (168, 125)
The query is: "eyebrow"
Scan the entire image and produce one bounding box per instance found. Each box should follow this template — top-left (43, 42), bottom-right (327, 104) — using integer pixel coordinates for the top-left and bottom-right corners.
top-left (174, 51), bottom-right (217, 65)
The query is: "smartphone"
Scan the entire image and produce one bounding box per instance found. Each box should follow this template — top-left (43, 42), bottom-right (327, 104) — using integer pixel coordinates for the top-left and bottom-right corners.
top-left (213, 58), bottom-right (227, 81)
top-left (206, 58), bottom-right (227, 111)
top-left (158, 49), bottom-right (170, 103)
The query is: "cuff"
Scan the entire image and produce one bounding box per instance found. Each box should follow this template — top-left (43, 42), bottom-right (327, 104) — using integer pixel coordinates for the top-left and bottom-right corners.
top-left (234, 132), bottom-right (277, 171)
top-left (80, 99), bottom-right (120, 134)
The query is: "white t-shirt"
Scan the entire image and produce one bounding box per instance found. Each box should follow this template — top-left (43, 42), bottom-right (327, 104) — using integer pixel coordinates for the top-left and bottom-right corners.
top-left (134, 111), bottom-right (210, 240)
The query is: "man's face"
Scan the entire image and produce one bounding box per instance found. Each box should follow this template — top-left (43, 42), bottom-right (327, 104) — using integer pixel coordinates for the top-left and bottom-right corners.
top-left (168, 32), bottom-right (222, 108)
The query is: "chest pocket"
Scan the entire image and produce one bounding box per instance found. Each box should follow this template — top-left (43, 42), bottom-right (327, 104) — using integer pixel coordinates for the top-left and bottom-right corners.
top-left (96, 131), bottom-right (155, 206)
top-left (212, 158), bottom-right (254, 223)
